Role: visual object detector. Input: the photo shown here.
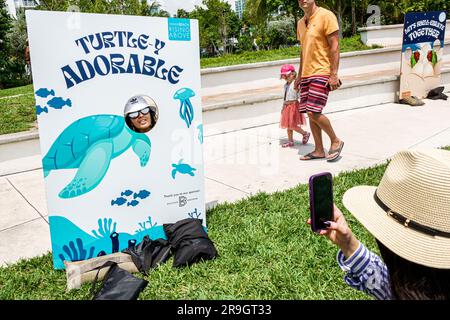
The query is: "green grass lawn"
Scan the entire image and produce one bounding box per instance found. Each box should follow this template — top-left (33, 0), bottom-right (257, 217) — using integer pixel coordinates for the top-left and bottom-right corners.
top-left (1, 147), bottom-right (449, 300)
top-left (0, 84), bottom-right (34, 98)
top-left (0, 162), bottom-right (389, 300)
top-left (0, 85), bottom-right (36, 135)
top-left (201, 35), bottom-right (381, 68)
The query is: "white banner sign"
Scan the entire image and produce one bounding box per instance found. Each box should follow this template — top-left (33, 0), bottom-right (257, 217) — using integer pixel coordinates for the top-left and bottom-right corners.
top-left (26, 11), bottom-right (205, 269)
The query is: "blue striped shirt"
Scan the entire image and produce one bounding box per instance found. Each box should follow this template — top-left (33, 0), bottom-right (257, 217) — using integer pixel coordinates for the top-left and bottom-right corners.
top-left (337, 242), bottom-right (393, 300)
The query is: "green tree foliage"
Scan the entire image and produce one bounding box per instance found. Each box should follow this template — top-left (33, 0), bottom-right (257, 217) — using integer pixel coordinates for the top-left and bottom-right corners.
top-left (266, 18), bottom-right (297, 49)
top-left (8, 8), bottom-right (27, 64)
top-left (0, 0), bottom-right (12, 88)
top-left (236, 34), bottom-right (254, 53)
top-left (175, 9), bottom-right (190, 19)
top-left (36, 0), bottom-right (169, 16)
top-left (246, 0), bottom-right (449, 38)
top-left (0, 0), bottom-right (27, 88)
top-left (190, 0), bottom-right (241, 56)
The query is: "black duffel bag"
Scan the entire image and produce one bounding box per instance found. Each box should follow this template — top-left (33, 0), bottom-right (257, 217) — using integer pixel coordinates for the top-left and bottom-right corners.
top-left (163, 218), bottom-right (218, 268)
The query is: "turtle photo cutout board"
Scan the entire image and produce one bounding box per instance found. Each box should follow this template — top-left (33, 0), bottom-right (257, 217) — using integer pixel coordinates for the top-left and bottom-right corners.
top-left (400, 11), bottom-right (447, 100)
top-left (26, 11), bottom-right (205, 269)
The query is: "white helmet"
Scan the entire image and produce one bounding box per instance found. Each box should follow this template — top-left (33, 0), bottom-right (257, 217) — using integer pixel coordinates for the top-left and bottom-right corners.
top-left (124, 95), bottom-right (157, 117)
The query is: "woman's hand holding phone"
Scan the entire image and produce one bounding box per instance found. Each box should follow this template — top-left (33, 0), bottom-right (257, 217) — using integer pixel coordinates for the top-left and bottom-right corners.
top-left (308, 205), bottom-right (360, 259)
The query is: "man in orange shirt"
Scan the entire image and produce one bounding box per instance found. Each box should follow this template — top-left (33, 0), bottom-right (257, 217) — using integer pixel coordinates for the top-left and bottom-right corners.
top-left (295, 0), bottom-right (344, 162)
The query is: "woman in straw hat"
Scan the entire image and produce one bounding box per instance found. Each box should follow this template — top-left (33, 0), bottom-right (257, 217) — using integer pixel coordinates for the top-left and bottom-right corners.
top-left (312, 149), bottom-right (450, 299)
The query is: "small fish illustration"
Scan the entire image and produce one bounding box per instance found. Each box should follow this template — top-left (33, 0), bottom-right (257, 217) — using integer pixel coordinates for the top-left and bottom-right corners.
top-left (47, 97), bottom-right (72, 110)
top-left (127, 200), bottom-right (139, 207)
top-left (36, 105), bottom-right (48, 115)
top-left (121, 189), bottom-right (133, 197)
top-left (133, 190), bottom-right (151, 200)
top-left (35, 88), bottom-right (55, 98)
top-left (111, 197), bottom-right (127, 206)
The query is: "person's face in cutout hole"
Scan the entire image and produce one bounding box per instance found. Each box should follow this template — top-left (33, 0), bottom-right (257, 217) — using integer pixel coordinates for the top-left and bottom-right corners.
top-left (129, 107), bottom-right (152, 133)
top-left (124, 95), bottom-right (158, 134)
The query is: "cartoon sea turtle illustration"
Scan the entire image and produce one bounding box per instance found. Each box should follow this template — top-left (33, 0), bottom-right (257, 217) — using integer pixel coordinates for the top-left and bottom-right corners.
top-left (43, 115), bottom-right (151, 199)
top-left (171, 159), bottom-right (197, 179)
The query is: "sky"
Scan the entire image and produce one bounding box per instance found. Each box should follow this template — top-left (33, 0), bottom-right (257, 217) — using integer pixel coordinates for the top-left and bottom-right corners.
top-left (159, 0), bottom-right (236, 15)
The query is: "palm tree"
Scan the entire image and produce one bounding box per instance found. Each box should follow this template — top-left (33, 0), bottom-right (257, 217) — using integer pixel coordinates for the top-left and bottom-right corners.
top-left (146, 1), bottom-right (169, 17)
top-left (245, 0), bottom-right (269, 24)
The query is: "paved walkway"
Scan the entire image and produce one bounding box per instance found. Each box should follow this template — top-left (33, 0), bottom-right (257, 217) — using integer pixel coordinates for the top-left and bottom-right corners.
top-left (1, 98), bottom-right (450, 267)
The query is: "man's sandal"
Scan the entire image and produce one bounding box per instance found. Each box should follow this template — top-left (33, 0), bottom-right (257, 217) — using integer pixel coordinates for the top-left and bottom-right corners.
top-left (327, 141), bottom-right (345, 162)
top-left (300, 152), bottom-right (326, 161)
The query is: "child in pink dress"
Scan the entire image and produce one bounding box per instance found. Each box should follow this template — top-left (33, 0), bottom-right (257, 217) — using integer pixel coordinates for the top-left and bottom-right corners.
top-left (280, 64), bottom-right (310, 147)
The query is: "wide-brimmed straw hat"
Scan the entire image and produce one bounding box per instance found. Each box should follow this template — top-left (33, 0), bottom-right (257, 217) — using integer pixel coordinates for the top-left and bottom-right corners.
top-left (343, 149), bottom-right (450, 269)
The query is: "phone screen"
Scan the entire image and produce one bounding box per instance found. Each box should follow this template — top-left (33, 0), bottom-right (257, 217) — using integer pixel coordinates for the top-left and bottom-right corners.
top-left (310, 173), bottom-right (333, 231)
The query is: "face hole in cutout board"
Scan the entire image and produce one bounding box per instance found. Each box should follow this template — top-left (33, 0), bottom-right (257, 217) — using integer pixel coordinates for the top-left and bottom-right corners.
top-left (124, 95), bottom-right (159, 134)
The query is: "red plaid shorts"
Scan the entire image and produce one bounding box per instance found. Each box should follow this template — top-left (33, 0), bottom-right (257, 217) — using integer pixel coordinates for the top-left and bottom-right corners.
top-left (299, 75), bottom-right (330, 114)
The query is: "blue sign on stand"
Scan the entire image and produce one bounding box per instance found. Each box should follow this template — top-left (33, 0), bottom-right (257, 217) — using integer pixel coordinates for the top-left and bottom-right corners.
top-left (400, 11), bottom-right (447, 99)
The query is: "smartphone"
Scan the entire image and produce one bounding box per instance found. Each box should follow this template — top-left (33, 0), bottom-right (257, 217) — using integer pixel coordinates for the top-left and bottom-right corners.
top-left (326, 79), bottom-right (342, 90)
top-left (309, 172), bottom-right (334, 233)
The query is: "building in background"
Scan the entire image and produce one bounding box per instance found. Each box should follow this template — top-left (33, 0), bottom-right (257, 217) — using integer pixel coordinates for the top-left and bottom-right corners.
top-left (235, 0), bottom-right (245, 19)
top-left (15, 0), bottom-right (39, 7)
top-left (6, 0), bottom-right (39, 17)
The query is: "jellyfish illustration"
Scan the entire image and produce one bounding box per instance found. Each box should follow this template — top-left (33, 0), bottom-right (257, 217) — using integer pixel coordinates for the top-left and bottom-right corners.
top-left (197, 124), bottom-right (204, 144)
top-left (174, 88), bottom-right (195, 128)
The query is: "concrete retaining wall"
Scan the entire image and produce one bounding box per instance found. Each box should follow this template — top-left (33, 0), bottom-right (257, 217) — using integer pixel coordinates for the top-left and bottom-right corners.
top-left (203, 69), bottom-right (450, 134)
top-left (201, 42), bottom-right (450, 88)
top-left (359, 20), bottom-right (450, 47)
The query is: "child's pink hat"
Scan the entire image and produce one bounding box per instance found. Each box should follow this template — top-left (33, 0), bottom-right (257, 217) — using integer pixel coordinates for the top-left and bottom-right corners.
top-left (280, 64), bottom-right (296, 77)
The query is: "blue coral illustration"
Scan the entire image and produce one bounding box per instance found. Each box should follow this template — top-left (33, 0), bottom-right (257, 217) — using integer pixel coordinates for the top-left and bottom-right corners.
top-left (187, 208), bottom-right (202, 219)
top-left (197, 124), bottom-right (204, 144)
top-left (171, 159), bottom-right (197, 179)
top-left (58, 238), bottom-right (96, 263)
top-left (50, 215), bottom-right (166, 269)
top-left (91, 218), bottom-right (117, 239)
top-left (174, 88), bottom-right (195, 128)
top-left (43, 115), bottom-right (151, 199)
top-left (135, 216), bottom-right (158, 234)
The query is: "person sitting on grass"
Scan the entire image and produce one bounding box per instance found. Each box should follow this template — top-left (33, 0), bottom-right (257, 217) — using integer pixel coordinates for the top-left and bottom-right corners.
top-left (311, 149), bottom-right (450, 299)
